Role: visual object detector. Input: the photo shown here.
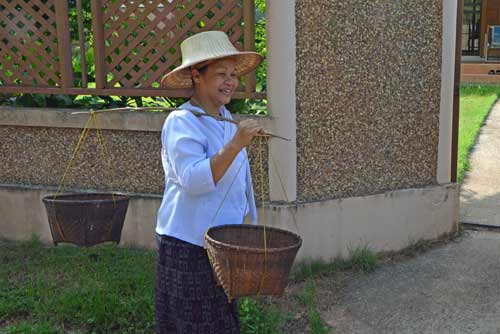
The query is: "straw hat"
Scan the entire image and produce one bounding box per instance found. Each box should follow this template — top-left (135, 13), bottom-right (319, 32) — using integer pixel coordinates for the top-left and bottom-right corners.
top-left (160, 30), bottom-right (263, 89)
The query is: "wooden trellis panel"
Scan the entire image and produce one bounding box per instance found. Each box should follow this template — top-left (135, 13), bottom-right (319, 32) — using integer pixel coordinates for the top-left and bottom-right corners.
top-left (0, 0), bottom-right (72, 87)
top-left (94, 0), bottom-right (244, 90)
top-left (0, 0), bottom-right (262, 99)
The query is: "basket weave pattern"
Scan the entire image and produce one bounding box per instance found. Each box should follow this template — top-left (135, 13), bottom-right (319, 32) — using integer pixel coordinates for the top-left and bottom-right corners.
top-left (205, 224), bottom-right (302, 300)
top-left (42, 193), bottom-right (129, 247)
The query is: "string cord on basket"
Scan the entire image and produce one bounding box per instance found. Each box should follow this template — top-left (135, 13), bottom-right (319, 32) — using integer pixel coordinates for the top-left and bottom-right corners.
top-left (55, 114), bottom-right (93, 198)
top-left (205, 127), bottom-right (300, 300)
top-left (91, 112), bottom-right (116, 205)
top-left (205, 144), bottom-right (249, 300)
top-left (205, 135), bottom-right (270, 297)
top-left (268, 147), bottom-right (300, 233)
top-left (256, 136), bottom-right (267, 296)
top-left (55, 111), bottom-right (116, 206)
top-left (49, 114), bottom-right (94, 240)
top-left (254, 136), bottom-right (303, 295)
top-left (208, 153), bottom-right (249, 228)
top-left (207, 137), bottom-right (267, 299)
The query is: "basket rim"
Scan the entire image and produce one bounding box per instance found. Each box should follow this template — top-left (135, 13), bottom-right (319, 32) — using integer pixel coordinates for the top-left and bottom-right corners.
top-left (204, 224), bottom-right (302, 254)
top-left (42, 192), bottom-right (129, 204)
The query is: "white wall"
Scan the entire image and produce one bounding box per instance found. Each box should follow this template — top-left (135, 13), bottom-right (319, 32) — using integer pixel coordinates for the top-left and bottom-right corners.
top-left (0, 184), bottom-right (459, 260)
top-left (261, 184), bottom-right (459, 260)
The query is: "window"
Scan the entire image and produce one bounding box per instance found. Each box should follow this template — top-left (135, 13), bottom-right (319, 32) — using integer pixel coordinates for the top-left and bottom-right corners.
top-left (462, 0), bottom-right (482, 56)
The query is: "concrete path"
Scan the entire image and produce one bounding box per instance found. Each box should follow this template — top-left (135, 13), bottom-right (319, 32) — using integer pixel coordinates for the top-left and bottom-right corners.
top-left (317, 100), bottom-right (500, 333)
top-left (324, 230), bottom-right (500, 334)
top-left (461, 100), bottom-right (500, 227)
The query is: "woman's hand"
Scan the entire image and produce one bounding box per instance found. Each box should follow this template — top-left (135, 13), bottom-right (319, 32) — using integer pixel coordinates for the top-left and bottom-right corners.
top-left (210, 119), bottom-right (262, 184)
top-left (231, 119), bottom-right (263, 149)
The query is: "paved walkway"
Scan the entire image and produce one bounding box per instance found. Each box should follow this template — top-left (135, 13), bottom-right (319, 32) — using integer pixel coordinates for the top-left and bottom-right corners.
top-left (317, 101), bottom-right (500, 333)
top-left (324, 230), bottom-right (500, 334)
top-left (461, 99), bottom-right (500, 227)
top-left (4, 89), bottom-right (500, 334)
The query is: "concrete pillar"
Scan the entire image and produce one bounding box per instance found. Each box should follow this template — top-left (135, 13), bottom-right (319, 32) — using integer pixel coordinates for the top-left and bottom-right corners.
top-left (437, 0), bottom-right (458, 184)
top-left (266, 0), bottom-right (297, 202)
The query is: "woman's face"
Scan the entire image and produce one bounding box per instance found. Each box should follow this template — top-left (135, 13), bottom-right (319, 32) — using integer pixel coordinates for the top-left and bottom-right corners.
top-left (192, 57), bottom-right (238, 106)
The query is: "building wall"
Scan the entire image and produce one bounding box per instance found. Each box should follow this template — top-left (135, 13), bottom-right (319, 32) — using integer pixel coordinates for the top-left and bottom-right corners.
top-left (0, 0), bottom-right (460, 261)
top-left (295, 0), bottom-right (443, 201)
top-left (0, 107), bottom-right (269, 202)
top-left (0, 183), bottom-right (459, 260)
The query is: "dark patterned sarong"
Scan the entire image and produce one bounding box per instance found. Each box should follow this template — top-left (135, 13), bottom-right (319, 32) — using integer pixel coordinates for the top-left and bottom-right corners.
top-left (155, 234), bottom-right (240, 334)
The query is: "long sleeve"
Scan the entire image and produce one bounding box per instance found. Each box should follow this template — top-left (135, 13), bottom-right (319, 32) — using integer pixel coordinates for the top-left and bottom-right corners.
top-left (162, 112), bottom-right (216, 196)
top-left (157, 103), bottom-right (253, 246)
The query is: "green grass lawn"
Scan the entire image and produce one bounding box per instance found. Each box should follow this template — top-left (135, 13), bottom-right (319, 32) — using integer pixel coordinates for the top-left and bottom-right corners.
top-left (0, 237), bottom-right (285, 334)
top-left (458, 85), bottom-right (500, 182)
top-left (2, 235), bottom-right (368, 334)
top-left (0, 238), bottom-right (156, 334)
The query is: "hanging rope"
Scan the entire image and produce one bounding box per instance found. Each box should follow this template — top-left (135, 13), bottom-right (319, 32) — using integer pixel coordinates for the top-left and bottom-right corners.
top-left (209, 155), bottom-right (248, 228)
top-left (206, 144), bottom-right (249, 294)
top-left (55, 110), bottom-right (116, 205)
top-left (55, 113), bottom-right (93, 197)
top-left (206, 131), bottom-right (301, 298)
top-left (51, 111), bottom-right (118, 243)
top-left (256, 136), bottom-right (267, 296)
top-left (268, 148), bottom-right (300, 233)
top-left (91, 112), bottom-right (116, 205)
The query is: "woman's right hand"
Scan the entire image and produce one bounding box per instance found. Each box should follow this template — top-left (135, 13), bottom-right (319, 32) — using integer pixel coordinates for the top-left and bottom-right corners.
top-left (231, 119), bottom-right (263, 149)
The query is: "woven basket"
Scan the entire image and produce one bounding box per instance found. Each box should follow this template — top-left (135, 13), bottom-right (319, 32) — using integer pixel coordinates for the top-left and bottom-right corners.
top-left (42, 193), bottom-right (129, 247)
top-left (205, 224), bottom-right (301, 300)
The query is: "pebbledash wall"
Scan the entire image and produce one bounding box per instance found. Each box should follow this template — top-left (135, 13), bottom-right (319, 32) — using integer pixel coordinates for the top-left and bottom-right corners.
top-left (0, 109), bottom-right (271, 248)
top-left (0, 0), bottom-right (459, 261)
top-left (264, 0), bottom-right (458, 259)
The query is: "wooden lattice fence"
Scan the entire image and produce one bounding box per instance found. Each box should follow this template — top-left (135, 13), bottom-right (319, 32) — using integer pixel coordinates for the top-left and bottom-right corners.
top-left (0, 0), bottom-right (262, 98)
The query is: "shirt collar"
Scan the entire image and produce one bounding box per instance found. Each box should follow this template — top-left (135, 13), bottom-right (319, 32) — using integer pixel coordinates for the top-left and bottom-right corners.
top-left (181, 101), bottom-right (226, 117)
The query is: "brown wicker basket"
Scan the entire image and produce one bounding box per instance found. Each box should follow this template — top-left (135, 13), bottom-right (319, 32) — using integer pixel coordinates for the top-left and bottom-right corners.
top-left (204, 224), bottom-right (301, 300)
top-left (42, 193), bottom-right (129, 247)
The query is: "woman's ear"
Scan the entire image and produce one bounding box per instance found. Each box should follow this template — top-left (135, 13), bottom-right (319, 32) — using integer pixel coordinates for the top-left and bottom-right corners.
top-left (191, 68), bottom-right (201, 85)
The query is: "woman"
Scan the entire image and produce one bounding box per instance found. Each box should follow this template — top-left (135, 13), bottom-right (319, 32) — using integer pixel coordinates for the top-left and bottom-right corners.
top-left (155, 31), bottom-right (264, 334)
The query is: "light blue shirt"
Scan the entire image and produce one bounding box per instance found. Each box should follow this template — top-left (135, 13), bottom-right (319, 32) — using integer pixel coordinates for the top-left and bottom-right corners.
top-left (156, 101), bottom-right (257, 247)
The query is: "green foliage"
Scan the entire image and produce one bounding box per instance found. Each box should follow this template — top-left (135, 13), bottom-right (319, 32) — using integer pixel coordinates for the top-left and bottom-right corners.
top-left (227, 0), bottom-right (268, 115)
top-left (296, 281), bottom-right (331, 334)
top-left (72, 47), bottom-right (96, 86)
top-left (460, 84), bottom-right (500, 96)
top-left (291, 245), bottom-right (378, 282)
top-left (227, 98), bottom-right (267, 115)
top-left (348, 244), bottom-right (378, 273)
top-left (2, 322), bottom-right (61, 334)
top-left (255, 0), bottom-right (266, 13)
top-left (290, 258), bottom-right (346, 282)
top-left (0, 93), bottom-right (10, 104)
top-left (239, 297), bottom-right (285, 334)
top-left (458, 85), bottom-right (500, 181)
top-left (254, 0), bottom-right (267, 93)
top-left (68, 0), bottom-right (92, 42)
top-left (68, 0), bottom-right (94, 85)
top-left (6, 94), bottom-right (80, 108)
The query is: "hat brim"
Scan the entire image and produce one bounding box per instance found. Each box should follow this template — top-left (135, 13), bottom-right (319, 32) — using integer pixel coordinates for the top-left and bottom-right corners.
top-left (160, 52), bottom-right (263, 89)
